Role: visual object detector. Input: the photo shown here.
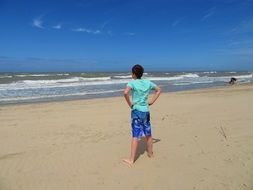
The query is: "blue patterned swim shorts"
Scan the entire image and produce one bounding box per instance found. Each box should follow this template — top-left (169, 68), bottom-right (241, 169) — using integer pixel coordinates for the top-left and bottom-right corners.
top-left (131, 110), bottom-right (152, 138)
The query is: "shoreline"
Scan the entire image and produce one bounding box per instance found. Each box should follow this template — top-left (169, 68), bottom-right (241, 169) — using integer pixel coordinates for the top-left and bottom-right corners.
top-left (1, 82), bottom-right (252, 108)
top-left (1, 70), bottom-right (252, 106)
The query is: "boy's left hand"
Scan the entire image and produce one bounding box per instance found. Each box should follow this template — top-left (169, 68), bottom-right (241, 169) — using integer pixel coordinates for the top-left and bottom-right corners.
top-left (148, 101), bottom-right (153, 106)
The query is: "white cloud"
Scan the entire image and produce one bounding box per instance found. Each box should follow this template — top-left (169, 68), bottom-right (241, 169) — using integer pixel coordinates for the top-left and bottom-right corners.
top-left (72, 28), bottom-right (101, 34)
top-left (100, 19), bottom-right (111, 29)
top-left (107, 30), bottom-right (113, 36)
top-left (32, 16), bottom-right (44, 29)
top-left (216, 48), bottom-right (253, 56)
top-left (52, 23), bottom-right (62, 29)
top-left (201, 7), bottom-right (216, 21)
top-left (231, 18), bottom-right (253, 34)
top-left (124, 32), bottom-right (135, 36)
top-left (172, 18), bottom-right (183, 27)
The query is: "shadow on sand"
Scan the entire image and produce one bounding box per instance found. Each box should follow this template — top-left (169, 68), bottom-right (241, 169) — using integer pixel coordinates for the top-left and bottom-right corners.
top-left (135, 137), bottom-right (161, 161)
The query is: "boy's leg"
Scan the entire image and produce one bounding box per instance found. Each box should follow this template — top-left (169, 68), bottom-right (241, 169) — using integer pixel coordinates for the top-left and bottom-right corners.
top-left (146, 135), bottom-right (154, 158)
top-left (123, 137), bottom-right (138, 165)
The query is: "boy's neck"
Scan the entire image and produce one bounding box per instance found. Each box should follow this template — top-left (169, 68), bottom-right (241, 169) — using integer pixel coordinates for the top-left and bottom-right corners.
top-left (132, 74), bottom-right (142, 80)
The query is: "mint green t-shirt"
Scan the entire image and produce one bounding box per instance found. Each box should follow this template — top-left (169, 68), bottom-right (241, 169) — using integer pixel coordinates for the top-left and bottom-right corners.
top-left (127, 79), bottom-right (157, 112)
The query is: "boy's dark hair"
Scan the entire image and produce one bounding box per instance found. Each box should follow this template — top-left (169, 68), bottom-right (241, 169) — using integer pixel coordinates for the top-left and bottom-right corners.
top-left (132, 64), bottom-right (144, 79)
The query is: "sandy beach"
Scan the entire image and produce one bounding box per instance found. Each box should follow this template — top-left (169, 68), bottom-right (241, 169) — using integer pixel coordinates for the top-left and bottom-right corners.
top-left (0, 84), bottom-right (253, 190)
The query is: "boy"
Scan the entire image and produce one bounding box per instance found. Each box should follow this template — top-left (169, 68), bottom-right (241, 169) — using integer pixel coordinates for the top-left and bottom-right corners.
top-left (123, 64), bottom-right (161, 166)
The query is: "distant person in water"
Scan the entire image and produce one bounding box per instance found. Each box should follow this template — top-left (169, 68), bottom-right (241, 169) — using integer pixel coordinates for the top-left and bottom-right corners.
top-left (123, 64), bottom-right (161, 166)
top-left (229, 77), bottom-right (237, 85)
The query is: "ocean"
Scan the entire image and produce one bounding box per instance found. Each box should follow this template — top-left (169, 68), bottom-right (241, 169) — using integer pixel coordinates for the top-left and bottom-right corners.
top-left (0, 71), bottom-right (252, 105)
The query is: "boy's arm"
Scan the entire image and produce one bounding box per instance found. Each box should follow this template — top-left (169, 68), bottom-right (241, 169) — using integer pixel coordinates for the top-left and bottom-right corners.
top-left (123, 86), bottom-right (133, 108)
top-left (149, 86), bottom-right (161, 106)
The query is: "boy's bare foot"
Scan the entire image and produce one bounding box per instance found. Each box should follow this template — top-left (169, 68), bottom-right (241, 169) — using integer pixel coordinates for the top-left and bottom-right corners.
top-left (147, 152), bottom-right (154, 158)
top-left (122, 158), bottom-right (134, 166)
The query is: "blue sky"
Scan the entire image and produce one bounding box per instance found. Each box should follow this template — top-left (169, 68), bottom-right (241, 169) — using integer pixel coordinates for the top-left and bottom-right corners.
top-left (0, 0), bottom-right (253, 72)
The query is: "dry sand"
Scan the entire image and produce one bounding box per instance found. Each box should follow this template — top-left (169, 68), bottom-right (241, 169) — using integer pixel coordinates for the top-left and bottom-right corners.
top-left (0, 84), bottom-right (253, 190)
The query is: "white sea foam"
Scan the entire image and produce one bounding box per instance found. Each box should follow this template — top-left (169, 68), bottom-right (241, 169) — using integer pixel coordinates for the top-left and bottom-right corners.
top-left (0, 89), bottom-right (122, 102)
top-left (15, 73), bottom-right (70, 77)
top-left (232, 74), bottom-right (252, 79)
top-left (0, 75), bottom-right (12, 78)
top-left (210, 74), bottom-right (252, 82)
top-left (174, 81), bottom-right (214, 86)
top-left (56, 73), bottom-right (70, 76)
top-left (113, 73), bottom-right (199, 80)
top-left (16, 74), bottom-right (51, 77)
top-left (1, 72), bottom-right (252, 104)
top-left (113, 75), bottom-right (132, 79)
top-left (178, 73), bottom-right (200, 78)
top-left (0, 78), bottom-right (126, 91)
top-left (22, 77), bottom-right (111, 84)
top-left (203, 71), bottom-right (217, 74)
top-left (1, 73), bottom-right (251, 91)
top-left (146, 73), bottom-right (199, 81)
top-left (228, 72), bottom-right (237, 74)
top-left (146, 77), bottom-right (182, 81)
top-left (1, 75), bottom-right (198, 91)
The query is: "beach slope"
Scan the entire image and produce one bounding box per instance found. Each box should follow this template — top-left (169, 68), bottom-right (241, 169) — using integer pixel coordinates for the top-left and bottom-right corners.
top-left (0, 84), bottom-right (253, 190)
